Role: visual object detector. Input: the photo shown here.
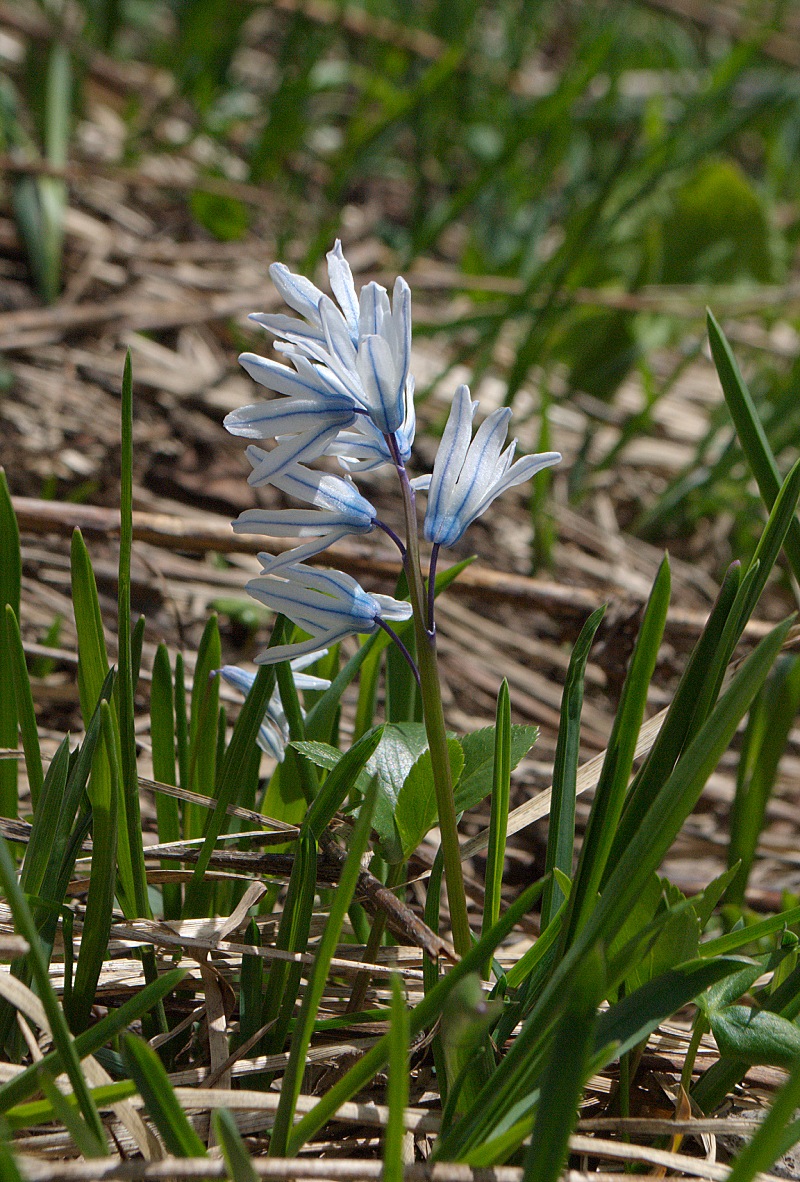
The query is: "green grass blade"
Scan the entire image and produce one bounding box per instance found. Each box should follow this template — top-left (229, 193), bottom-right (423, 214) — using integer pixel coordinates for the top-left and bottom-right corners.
top-left (184, 613), bottom-right (221, 837)
top-left (269, 776), bottom-right (378, 1154)
top-left (303, 726), bottom-right (384, 841)
top-left (561, 557), bottom-right (671, 948)
top-left (5, 605), bottom-right (43, 810)
top-left (182, 620), bottom-right (288, 916)
top-left (608, 561), bottom-right (742, 866)
top-left (0, 833), bottom-right (106, 1146)
top-left (19, 734), bottom-right (69, 900)
top-left (259, 828), bottom-right (318, 1062)
top-left (35, 1069), bottom-right (106, 1158)
top-left (521, 946), bottom-right (602, 1182)
top-left (725, 1055), bottom-right (800, 1182)
top-left (151, 642), bottom-right (181, 918)
top-left (583, 617), bottom-right (791, 957)
top-left (70, 528), bottom-right (135, 912)
top-left (0, 470), bottom-right (21, 817)
top-left (481, 679), bottom-right (511, 976)
top-left (116, 350), bottom-right (149, 923)
top-left (727, 655), bottom-right (800, 905)
top-left (286, 876), bottom-right (548, 1154)
top-left (213, 1109), bottom-right (258, 1182)
top-left (5, 1079), bottom-right (136, 1130)
top-left (440, 619), bottom-right (791, 1161)
top-left (707, 309), bottom-right (800, 584)
top-left (121, 1033), bottom-right (207, 1157)
top-left (68, 700), bottom-right (118, 1033)
top-left (0, 1132), bottom-right (23, 1181)
top-left (384, 974), bottom-right (410, 1182)
top-left (542, 606), bottom-right (605, 926)
top-left (174, 652), bottom-right (189, 791)
top-left (237, 917), bottom-right (263, 1052)
top-left (0, 968), bottom-right (185, 1113)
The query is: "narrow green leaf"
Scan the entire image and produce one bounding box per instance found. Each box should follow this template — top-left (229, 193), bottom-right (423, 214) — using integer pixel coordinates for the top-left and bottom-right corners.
top-left (259, 830), bottom-right (317, 1069)
top-left (522, 946), bottom-right (602, 1182)
top-left (213, 1109), bottom-right (258, 1182)
top-left (542, 606), bottom-right (605, 926)
top-left (121, 1033), bottom-right (206, 1157)
top-left (725, 1055), bottom-right (800, 1182)
top-left (0, 470), bottom-right (21, 816)
top-left (384, 974), bottom-right (410, 1182)
top-left (270, 776), bottom-right (378, 1154)
top-left (117, 351), bottom-right (149, 922)
top-left (184, 613), bottom-right (221, 837)
top-left (481, 679), bottom-right (511, 971)
top-left (35, 1069), bottom-right (106, 1158)
top-left (609, 562), bottom-right (741, 869)
top-left (707, 309), bottom-right (800, 583)
top-left (5, 605), bottom-right (43, 810)
top-left (182, 620), bottom-right (288, 915)
top-left (68, 700), bottom-right (118, 1033)
top-left (727, 655), bottom-right (800, 904)
top-left (0, 833), bottom-right (106, 1145)
top-left (151, 642), bottom-right (181, 918)
top-left (286, 876), bottom-right (547, 1154)
top-left (0, 968), bottom-right (185, 1113)
top-left (562, 556), bottom-right (671, 947)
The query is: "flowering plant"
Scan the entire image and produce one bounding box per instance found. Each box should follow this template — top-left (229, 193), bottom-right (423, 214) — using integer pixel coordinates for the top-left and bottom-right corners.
top-left (225, 241), bottom-right (561, 957)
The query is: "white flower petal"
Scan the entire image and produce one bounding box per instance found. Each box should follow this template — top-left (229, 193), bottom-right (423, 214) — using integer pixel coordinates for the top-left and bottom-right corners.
top-left (326, 240), bottom-right (360, 343)
top-left (269, 263), bottom-right (325, 324)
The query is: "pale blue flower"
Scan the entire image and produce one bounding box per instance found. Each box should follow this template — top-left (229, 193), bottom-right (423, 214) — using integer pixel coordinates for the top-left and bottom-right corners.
top-left (420, 385), bottom-right (561, 548)
top-left (247, 240), bottom-right (414, 440)
top-left (224, 352), bottom-right (358, 485)
top-left (231, 461), bottom-right (377, 570)
top-left (220, 656), bottom-right (330, 761)
top-left (324, 375), bottom-right (416, 472)
top-left (246, 563), bottom-right (412, 664)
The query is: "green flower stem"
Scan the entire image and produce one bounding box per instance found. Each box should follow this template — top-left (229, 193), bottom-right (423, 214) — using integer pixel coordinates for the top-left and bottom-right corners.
top-left (389, 437), bottom-right (471, 959)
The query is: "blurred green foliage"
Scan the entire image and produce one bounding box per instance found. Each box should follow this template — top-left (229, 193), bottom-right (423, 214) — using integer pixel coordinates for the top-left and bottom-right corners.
top-left (1, 0), bottom-right (800, 565)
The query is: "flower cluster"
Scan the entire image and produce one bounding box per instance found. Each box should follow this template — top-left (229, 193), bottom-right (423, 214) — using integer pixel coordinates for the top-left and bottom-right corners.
top-left (224, 241), bottom-right (561, 666)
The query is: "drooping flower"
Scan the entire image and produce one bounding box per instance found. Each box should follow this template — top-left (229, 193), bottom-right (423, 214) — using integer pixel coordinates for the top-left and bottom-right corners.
top-left (419, 384), bottom-right (561, 548)
top-left (220, 656), bottom-right (330, 761)
top-left (242, 240), bottom-right (414, 443)
top-left (245, 563), bottom-right (412, 664)
top-left (231, 460), bottom-right (377, 570)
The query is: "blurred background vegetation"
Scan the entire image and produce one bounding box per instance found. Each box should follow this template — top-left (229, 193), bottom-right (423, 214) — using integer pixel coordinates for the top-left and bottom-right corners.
top-left (2, 0), bottom-right (800, 574)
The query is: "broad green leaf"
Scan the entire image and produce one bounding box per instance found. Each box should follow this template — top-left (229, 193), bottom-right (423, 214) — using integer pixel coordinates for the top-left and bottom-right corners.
top-left (394, 739), bottom-right (464, 860)
top-left (456, 723), bottom-right (538, 814)
top-left (711, 1006), bottom-right (800, 1069)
